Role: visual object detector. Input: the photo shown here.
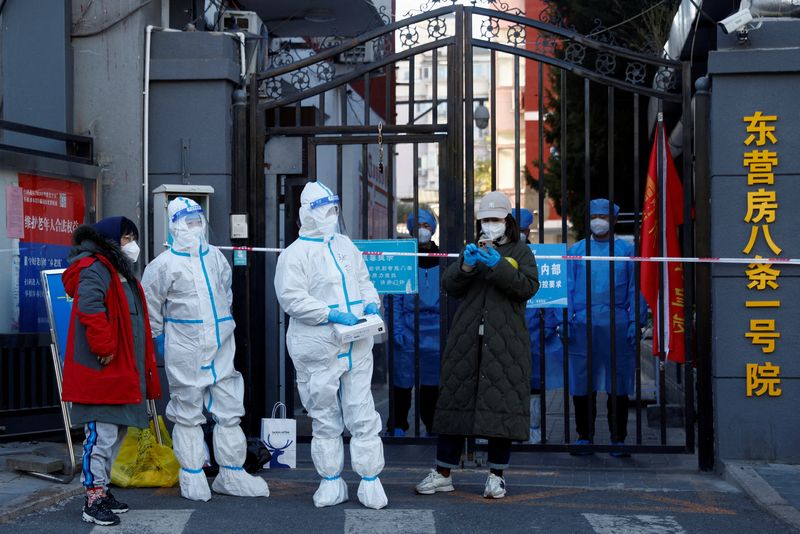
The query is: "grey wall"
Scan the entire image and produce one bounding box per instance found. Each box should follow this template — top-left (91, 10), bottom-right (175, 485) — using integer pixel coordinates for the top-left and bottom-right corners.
top-left (147, 31), bottom-right (241, 258)
top-left (1, 0), bottom-right (72, 153)
top-left (708, 19), bottom-right (800, 463)
top-left (71, 0), bottom-right (162, 230)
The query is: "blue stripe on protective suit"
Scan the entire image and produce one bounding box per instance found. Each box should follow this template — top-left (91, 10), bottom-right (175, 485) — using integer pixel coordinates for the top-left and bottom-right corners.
top-left (317, 182), bottom-right (335, 196)
top-left (390, 265), bottom-right (441, 388)
top-left (165, 317), bottom-right (204, 324)
top-left (201, 360), bottom-right (218, 414)
top-left (198, 244), bottom-right (222, 349)
top-left (328, 239), bottom-right (355, 371)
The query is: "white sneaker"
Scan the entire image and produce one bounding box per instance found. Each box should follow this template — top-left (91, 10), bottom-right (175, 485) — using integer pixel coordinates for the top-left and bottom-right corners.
top-left (483, 473), bottom-right (506, 499)
top-left (415, 469), bottom-right (455, 495)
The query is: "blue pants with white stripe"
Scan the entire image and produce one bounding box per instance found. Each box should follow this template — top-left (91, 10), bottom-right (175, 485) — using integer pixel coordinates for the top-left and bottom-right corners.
top-left (82, 422), bottom-right (126, 489)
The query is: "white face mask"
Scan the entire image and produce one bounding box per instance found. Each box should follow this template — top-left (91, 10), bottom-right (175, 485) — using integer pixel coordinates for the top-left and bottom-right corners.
top-left (481, 221), bottom-right (506, 241)
top-left (319, 214), bottom-right (339, 236)
top-left (186, 223), bottom-right (204, 237)
top-left (590, 218), bottom-right (610, 236)
top-left (122, 241), bottom-right (140, 263)
top-left (418, 227), bottom-right (432, 244)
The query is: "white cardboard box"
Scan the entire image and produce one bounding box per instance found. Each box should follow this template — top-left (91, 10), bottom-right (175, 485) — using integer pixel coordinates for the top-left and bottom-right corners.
top-left (333, 314), bottom-right (386, 344)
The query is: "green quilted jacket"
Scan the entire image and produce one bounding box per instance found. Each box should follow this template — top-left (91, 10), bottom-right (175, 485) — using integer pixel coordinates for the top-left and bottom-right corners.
top-left (432, 240), bottom-right (539, 441)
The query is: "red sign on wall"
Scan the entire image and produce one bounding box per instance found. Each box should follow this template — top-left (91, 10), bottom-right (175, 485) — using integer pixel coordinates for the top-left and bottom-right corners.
top-left (19, 174), bottom-right (86, 246)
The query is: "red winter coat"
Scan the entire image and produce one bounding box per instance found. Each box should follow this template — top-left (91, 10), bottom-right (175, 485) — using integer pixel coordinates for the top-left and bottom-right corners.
top-left (61, 252), bottom-right (161, 404)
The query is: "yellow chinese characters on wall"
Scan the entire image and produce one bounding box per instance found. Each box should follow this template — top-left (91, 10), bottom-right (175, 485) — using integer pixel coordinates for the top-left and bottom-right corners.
top-left (742, 112), bottom-right (782, 397)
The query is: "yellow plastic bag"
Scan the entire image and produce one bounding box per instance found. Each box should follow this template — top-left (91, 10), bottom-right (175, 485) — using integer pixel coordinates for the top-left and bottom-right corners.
top-left (111, 416), bottom-right (180, 488)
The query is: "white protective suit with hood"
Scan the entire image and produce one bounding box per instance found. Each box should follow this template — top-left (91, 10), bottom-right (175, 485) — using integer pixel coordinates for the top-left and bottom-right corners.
top-left (142, 197), bottom-right (269, 501)
top-left (274, 181), bottom-right (387, 510)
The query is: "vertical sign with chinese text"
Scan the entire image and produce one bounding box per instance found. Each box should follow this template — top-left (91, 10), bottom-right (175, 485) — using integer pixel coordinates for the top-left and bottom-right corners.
top-left (741, 112), bottom-right (782, 398)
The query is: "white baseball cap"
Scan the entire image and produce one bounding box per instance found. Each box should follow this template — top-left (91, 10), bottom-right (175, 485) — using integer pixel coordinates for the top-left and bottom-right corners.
top-left (475, 191), bottom-right (512, 219)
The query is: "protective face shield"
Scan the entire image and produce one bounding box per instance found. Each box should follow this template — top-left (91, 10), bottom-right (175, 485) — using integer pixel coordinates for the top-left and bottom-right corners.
top-left (481, 220), bottom-right (506, 241)
top-left (185, 213), bottom-right (204, 232)
top-left (122, 241), bottom-right (140, 263)
top-left (590, 218), bottom-right (610, 236)
top-left (168, 197), bottom-right (208, 252)
top-left (313, 201), bottom-right (341, 237)
top-left (299, 181), bottom-right (348, 238)
top-left (417, 227), bottom-right (432, 245)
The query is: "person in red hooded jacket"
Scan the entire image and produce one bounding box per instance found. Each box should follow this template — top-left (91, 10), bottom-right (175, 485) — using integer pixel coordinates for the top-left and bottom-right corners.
top-left (61, 216), bottom-right (160, 526)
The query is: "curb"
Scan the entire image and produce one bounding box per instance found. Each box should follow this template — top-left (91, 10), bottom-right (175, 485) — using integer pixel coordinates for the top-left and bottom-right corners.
top-left (0, 478), bottom-right (83, 525)
top-left (723, 461), bottom-right (800, 532)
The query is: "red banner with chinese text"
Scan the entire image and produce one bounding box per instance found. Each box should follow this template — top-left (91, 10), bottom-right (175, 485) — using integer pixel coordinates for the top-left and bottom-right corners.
top-left (19, 174), bottom-right (85, 246)
top-left (640, 124), bottom-right (685, 363)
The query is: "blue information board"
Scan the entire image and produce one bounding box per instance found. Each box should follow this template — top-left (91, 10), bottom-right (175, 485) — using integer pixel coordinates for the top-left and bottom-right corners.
top-left (40, 269), bottom-right (71, 365)
top-left (528, 243), bottom-right (568, 308)
top-left (353, 239), bottom-right (418, 295)
top-left (20, 243), bottom-right (70, 332)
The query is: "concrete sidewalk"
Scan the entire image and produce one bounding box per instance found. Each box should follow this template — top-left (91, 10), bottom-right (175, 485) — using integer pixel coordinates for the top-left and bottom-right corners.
top-left (724, 461), bottom-right (800, 531)
top-left (2, 439), bottom-right (799, 532)
top-left (0, 441), bottom-right (82, 524)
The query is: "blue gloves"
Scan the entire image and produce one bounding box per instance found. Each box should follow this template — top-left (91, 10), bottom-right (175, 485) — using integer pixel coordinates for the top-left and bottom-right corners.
top-left (328, 309), bottom-right (359, 326)
top-left (476, 246), bottom-right (502, 268)
top-left (394, 332), bottom-right (405, 347)
top-left (463, 243), bottom-right (480, 266)
top-left (627, 322), bottom-right (638, 346)
top-left (154, 334), bottom-right (165, 357)
top-left (364, 302), bottom-right (380, 316)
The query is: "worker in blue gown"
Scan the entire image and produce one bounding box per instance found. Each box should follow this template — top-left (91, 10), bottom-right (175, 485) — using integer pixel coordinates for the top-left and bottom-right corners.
top-left (513, 208), bottom-right (563, 444)
top-left (388, 209), bottom-right (441, 436)
top-left (564, 199), bottom-right (644, 457)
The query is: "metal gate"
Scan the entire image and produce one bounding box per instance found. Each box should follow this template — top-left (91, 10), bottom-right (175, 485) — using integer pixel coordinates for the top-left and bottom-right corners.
top-left (241, 2), bottom-right (696, 455)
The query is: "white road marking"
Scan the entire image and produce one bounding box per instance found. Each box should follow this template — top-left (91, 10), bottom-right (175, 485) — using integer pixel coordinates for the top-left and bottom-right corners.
top-left (90, 509), bottom-right (195, 534)
top-left (582, 513), bottom-right (686, 534)
top-left (344, 509), bottom-right (435, 534)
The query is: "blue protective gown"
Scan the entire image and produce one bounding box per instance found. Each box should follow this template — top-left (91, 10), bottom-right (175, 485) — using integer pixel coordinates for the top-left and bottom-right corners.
top-left (390, 264), bottom-right (441, 388)
top-left (525, 307), bottom-right (564, 391)
top-left (566, 237), bottom-right (638, 396)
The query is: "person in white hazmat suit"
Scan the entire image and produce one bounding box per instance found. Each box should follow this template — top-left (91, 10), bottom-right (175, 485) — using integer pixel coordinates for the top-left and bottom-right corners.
top-left (274, 181), bottom-right (388, 510)
top-left (141, 197), bottom-right (269, 502)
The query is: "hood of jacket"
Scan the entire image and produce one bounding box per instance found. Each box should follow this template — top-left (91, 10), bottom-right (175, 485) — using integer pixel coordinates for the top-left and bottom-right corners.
top-left (64, 225), bottom-right (136, 296)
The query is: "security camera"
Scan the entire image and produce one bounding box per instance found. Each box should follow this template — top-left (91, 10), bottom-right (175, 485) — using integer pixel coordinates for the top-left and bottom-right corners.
top-left (719, 9), bottom-right (753, 34)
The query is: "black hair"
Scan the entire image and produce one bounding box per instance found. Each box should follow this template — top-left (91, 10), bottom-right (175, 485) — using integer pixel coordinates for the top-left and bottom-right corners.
top-left (475, 214), bottom-right (520, 243)
top-left (120, 217), bottom-right (139, 241)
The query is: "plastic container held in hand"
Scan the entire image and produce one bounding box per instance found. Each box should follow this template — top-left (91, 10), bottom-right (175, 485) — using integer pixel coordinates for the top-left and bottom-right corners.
top-left (332, 314), bottom-right (386, 344)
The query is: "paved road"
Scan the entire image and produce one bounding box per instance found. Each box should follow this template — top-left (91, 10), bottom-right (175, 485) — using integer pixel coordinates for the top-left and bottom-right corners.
top-left (1, 452), bottom-right (788, 534)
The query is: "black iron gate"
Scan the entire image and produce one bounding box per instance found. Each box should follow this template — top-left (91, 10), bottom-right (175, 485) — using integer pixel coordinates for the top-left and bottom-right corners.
top-left (241, 2), bottom-right (697, 456)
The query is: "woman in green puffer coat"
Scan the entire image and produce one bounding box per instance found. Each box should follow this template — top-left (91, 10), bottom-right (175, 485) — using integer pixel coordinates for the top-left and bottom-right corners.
top-left (415, 191), bottom-right (539, 500)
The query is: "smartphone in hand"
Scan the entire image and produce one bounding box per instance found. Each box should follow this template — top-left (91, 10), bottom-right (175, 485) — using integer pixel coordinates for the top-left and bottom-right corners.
top-left (477, 238), bottom-right (494, 249)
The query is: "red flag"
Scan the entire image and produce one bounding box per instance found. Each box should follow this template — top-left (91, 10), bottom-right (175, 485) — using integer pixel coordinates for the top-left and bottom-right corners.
top-left (640, 123), bottom-right (685, 363)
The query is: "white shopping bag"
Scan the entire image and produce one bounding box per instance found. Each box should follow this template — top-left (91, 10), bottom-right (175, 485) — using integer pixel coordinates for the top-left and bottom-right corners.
top-left (261, 402), bottom-right (296, 468)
